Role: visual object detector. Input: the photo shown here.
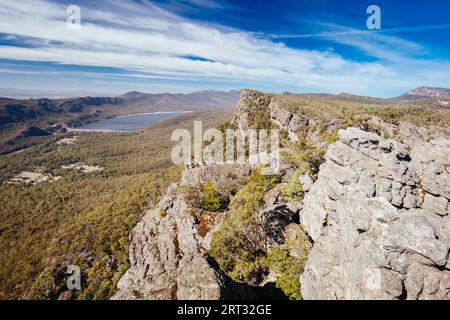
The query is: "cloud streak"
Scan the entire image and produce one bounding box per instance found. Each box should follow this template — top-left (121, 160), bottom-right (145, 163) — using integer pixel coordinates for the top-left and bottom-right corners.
top-left (0, 0), bottom-right (449, 97)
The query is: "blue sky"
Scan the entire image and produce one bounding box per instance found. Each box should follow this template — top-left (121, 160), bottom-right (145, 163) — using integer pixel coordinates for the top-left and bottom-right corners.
top-left (0, 0), bottom-right (449, 97)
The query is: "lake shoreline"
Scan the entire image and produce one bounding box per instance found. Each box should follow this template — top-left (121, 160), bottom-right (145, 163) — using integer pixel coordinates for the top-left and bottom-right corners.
top-left (115, 111), bottom-right (193, 118)
top-left (67, 127), bottom-right (132, 133)
top-left (71, 111), bottom-right (192, 132)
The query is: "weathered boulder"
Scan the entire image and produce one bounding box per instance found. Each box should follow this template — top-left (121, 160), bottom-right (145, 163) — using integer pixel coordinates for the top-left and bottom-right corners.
top-left (269, 101), bottom-right (293, 127)
top-left (299, 174), bottom-right (314, 193)
top-left (409, 138), bottom-right (450, 200)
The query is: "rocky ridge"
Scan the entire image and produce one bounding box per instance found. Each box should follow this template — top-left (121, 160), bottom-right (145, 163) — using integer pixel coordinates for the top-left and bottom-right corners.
top-left (405, 86), bottom-right (450, 99)
top-left (115, 89), bottom-right (449, 300)
top-left (112, 164), bottom-right (283, 300)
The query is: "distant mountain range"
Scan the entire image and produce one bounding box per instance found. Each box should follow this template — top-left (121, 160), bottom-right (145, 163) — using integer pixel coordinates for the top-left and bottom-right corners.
top-left (0, 89), bottom-right (240, 154)
top-left (3, 86), bottom-right (450, 130)
top-left (0, 86), bottom-right (448, 154)
top-left (118, 90), bottom-right (241, 111)
top-left (0, 88), bottom-right (114, 100)
top-left (0, 90), bottom-right (240, 128)
top-left (282, 86), bottom-right (450, 104)
top-left (400, 86), bottom-right (450, 100)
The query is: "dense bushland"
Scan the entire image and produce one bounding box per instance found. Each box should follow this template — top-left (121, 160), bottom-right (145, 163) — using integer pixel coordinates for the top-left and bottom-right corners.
top-left (0, 110), bottom-right (231, 299)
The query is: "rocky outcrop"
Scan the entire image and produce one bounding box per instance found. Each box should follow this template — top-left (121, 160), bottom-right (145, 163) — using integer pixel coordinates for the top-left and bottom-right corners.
top-left (112, 164), bottom-right (277, 300)
top-left (231, 89), bottom-right (273, 131)
top-left (232, 90), bottom-right (327, 145)
top-left (404, 86), bottom-right (450, 99)
top-left (268, 98), bottom-right (309, 142)
top-left (114, 89), bottom-right (449, 300)
top-left (177, 255), bottom-right (286, 300)
top-left (301, 128), bottom-right (450, 300)
top-left (181, 164), bottom-right (252, 186)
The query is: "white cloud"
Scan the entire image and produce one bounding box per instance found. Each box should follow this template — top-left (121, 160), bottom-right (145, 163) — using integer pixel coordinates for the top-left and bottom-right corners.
top-left (0, 0), bottom-right (449, 96)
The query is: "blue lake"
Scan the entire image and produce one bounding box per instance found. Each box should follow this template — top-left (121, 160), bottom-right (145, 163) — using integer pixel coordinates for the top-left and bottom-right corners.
top-left (78, 112), bottom-right (189, 131)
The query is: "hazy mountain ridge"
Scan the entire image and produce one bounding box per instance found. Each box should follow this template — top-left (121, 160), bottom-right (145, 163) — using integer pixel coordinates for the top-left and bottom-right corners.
top-left (0, 90), bottom-right (240, 154)
top-left (118, 90), bottom-right (240, 111)
top-left (0, 87), bottom-right (447, 155)
top-left (0, 90), bottom-right (240, 127)
top-left (0, 97), bottom-right (120, 128)
top-left (400, 86), bottom-right (450, 100)
top-left (2, 87), bottom-right (448, 130)
top-left (276, 86), bottom-right (450, 105)
top-left (0, 88), bottom-right (114, 100)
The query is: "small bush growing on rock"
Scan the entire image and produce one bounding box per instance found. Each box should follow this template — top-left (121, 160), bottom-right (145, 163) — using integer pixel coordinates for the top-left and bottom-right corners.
top-left (321, 130), bottom-right (339, 144)
top-left (181, 182), bottom-right (224, 212)
top-left (284, 139), bottom-right (325, 179)
top-left (210, 170), bottom-right (280, 284)
top-left (202, 182), bottom-right (223, 212)
top-left (159, 210), bottom-right (168, 217)
top-left (180, 184), bottom-right (203, 208)
top-left (283, 172), bottom-right (304, 202)
top-left (265, 225), bottom-right (312, 300)
top-left (267, 246), bottom-right (303, 300)
top-left (215, 175), bottom-right (250, 200)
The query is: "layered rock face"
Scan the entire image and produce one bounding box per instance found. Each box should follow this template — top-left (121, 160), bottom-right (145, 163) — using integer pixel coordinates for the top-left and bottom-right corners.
top-left (231, 89), bottom-right (273, 131)
top-left (232, 89), bottom-right (315, 141)
top-left (301, 128), bottom-right (450, 300)
top-left (112, 182), bottom-right (197, 300)
top-left (268, 98), bottom-right (309, 142)
top-left (112, 164), bottom-right (273, 300)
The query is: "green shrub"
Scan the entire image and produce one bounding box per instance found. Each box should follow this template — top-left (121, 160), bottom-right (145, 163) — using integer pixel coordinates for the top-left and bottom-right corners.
top-left (321, 130), bottom-right (339, 144)
top-left (266, 225), bottom-right (312, 301)
top-left (283, 138), bottom-right (325, 179)
top-left (202, 182), bottom-right (223, 211)
top-left (267, 246), bottom-right (303, 300)
top-left (159, 210), bottom-right (168, 217)
top-left (283, 172), bottom-right (304, 202)
top-left (180, 184), bottom-right (203, 208)
top-left (210, 170), bottom-right (280, 284)
top-left (182, 181), bottom-right (225, 212)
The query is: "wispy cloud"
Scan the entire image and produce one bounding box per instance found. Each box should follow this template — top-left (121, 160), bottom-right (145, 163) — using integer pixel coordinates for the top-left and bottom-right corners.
top-left (266, 22), bottom-right (432, 62)
top-left (177, 0), bottom-right (225, 9)
top-left (0, 0), bottom-right (449, 97)
top-left (268, 23), bottom-right (450, 39)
